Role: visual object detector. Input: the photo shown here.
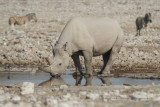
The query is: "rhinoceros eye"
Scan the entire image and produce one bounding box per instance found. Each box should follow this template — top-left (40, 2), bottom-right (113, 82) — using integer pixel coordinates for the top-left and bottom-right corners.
top-left (59, 63), bottom-right (62, 66)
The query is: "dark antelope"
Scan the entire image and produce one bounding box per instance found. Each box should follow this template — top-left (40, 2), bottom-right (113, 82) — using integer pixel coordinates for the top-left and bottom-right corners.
top-left (136, 13), bottom-right (152, 36)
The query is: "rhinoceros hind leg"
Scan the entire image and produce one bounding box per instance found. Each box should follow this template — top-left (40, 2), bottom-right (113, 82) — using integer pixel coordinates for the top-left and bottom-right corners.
top-left (99, 49), bottom-right (112, 74)
top-left (101, 36), bottom-right (123, 76)
top-left (101, 47), bottom-right (118, 76)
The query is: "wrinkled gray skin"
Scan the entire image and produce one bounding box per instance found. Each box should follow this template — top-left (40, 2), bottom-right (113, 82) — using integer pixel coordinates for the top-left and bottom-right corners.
top-left (42, 17), bottom-right (123, 76)
top-left (136, 13), bottom-right (152, 36)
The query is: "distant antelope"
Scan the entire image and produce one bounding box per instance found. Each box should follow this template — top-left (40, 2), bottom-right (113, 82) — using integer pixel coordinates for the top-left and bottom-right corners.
top-left (136, 13), bottom-right (152, 36)
top-left (9, 13), bottom-right (37, 31)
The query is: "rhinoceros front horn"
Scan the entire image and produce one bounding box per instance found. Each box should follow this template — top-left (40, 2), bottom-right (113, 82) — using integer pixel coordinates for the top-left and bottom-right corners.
top-left (39, 66), bottom-right (51, 73)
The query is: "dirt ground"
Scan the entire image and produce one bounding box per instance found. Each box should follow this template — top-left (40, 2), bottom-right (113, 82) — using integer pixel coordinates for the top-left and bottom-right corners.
top-left (0, 0), bottom-right (160, 72)
top-left (0, 0), bottom-right (160, 106)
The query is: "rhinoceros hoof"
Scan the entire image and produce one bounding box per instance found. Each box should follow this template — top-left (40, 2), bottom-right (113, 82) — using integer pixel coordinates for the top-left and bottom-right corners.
top-left (73, 72), bottom-right (83, 76)
top-left (98, 73), bottom-right (113, 77)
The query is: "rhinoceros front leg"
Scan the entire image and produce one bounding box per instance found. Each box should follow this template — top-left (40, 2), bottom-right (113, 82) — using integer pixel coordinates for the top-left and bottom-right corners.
top-left (71, 54), bottom-right (83, 76)
top-left (83, 50), bottom-right (93, 76)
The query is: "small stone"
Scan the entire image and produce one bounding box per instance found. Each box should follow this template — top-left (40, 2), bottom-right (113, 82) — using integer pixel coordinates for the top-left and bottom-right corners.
top-left (79, 91), bottom-right (87, 97)
top-left (153, 97), bottom-right (160, 101)
top-left (102, 92), bottom-right (110, 99)
top-left (119, 94), bottom-right (128, 99)
top-left (0, 95), bottom-right (6, 102)
top-left (131, 92), bottom-right (155, 100)
top-left (11, 95), bottom-right (21, 101)
top-left (4, 102), bottom-right (32, 107)
top-left (86, 93), bottom-right (100, 100)
top-left (21, 82), bottom-right (34, 95)
top-left (60, 85), bottom-right (68, 90)
top-left (44, 96), bottom-right (58, 106)
top-left (153, 50), bottom-right (159, 55)
top-left (0, 89), bottom-right (4, 94)
top-left (61, 93), bottom-right (71, 101)
top-left (58, 102), bottom-right (70, 107)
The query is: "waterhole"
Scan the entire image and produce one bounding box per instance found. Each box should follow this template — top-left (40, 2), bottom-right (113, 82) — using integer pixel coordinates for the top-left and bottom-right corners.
top-left (0, 70), bottom-right (160, 86)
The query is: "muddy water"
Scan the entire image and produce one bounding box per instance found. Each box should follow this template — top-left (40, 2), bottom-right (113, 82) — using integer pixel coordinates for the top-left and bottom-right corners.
top-left (0, 70), bottom-right (160, 86)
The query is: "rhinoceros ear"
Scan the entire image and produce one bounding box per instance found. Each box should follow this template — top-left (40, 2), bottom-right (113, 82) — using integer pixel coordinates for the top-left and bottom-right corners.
top-left (63, 42), bottom-right (69, 51)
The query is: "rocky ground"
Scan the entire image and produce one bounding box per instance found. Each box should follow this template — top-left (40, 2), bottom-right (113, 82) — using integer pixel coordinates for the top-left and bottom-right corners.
top-left (0, 0), bottom-right (160, 72)
top-left (0, 82), bottom-right (160, 107)
top-left (0, 0), bottom-right (160, 106)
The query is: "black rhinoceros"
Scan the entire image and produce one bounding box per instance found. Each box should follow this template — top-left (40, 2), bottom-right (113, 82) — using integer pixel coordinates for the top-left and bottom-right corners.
top-left (40, 17), bottom-right (124, 76)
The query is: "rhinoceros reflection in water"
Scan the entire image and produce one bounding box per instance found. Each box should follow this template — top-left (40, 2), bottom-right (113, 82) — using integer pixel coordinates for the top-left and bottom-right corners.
top-left (39, 77), bottom-right (66, 86)
top-left (39, 75), bottom-right (111, 86)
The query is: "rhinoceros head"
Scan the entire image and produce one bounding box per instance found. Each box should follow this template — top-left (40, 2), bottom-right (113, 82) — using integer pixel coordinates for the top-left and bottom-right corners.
top-left (50, 42), bottom-right (70, 76)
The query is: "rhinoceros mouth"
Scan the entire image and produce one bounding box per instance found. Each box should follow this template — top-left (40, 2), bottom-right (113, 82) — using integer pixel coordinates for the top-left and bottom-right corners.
top-left (50, 73), bottom-right (61, 77)
top-left (39, 66), bottom-right (61, 77)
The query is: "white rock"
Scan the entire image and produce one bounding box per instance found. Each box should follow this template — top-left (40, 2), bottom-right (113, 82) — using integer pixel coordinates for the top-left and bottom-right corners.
top-left (45, 96), bottom-right (58, 106)
top-left (60, 85), bottom-right (68, 90)
top-left (61, 93), bottom-right (71, 101)
top-left (33, 103), bottom-right (41, 107)
top-left (58, 102), bottom-right (70, 107)
top-left (3, 93), bottom-right (12, 100)
top-left (27, 95), bottom-right (37, 102)
top-left (153, 50), bottom-right (159, 55)
top-left (113, 90), bottom-right (120, 95)
top-left (131, 92), bottom-right (155, 99)
top-left (16, 30), bottom-right (25, 34)
top-left (0, 89), bottom-right (4, 94)
top-left (0, 95), bottom-right (5, 102)
top-left (67, 100), bottom-right (82, 107)
top-left (86, 93), bottom-right (100, 100)
top-left (119, 94), bottom-right (128, 99)
top-left (153, 97), bottom-right (160, 101)
top-left (138, 51), bottom-right (144, 57)
top-left (21, 82), bottom-right (34, 95)
top-left (4, 102), bottom-right (32, 107)
top-left (102, 92), bottom-right (110, 99)
top-left (11, 95), bottom-right (21, 101)
top-left (79, 91), bottom-right (87, 97)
